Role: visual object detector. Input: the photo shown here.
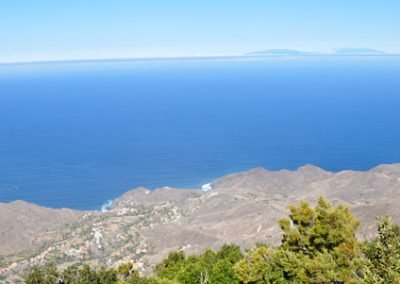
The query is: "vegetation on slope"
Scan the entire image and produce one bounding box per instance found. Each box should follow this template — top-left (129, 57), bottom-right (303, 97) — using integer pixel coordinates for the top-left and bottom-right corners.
top-left (25, 198), bottom-right (400, 284)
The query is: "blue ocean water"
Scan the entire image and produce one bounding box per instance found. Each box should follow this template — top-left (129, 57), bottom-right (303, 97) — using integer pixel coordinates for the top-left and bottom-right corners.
top-left (0, 57), bottom-right (400, 210)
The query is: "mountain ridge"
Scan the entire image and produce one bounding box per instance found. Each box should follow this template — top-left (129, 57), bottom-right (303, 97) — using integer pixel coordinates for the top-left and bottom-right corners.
top-left (1, 163), bottom-right (400, 281)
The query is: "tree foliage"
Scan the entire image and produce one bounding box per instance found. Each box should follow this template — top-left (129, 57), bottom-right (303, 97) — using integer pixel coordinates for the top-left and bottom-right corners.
top-left (25, 263), bottom-right (59, 284)
top-left (362, 216), bottom-right (400, 283)
top-left (25, 198), bottom-right (400, 284)
top-left (154, 244), bottom-right (243, 284)
top-left (235, 245), bottom-right (286, 283)
top-left (235, 198), bottom-right (363, 283)
top-left (279, 197), bottom-right (363, 283)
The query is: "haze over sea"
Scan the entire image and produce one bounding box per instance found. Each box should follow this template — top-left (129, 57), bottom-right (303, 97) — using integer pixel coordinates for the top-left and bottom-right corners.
top-left (1, 56), bottom-right (400, 210)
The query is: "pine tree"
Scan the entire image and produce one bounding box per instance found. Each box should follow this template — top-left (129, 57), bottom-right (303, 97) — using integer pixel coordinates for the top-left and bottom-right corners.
top-left (235, 197), bottom-right (363, 283)
top-left (363, 216), bottom-right (400, 283)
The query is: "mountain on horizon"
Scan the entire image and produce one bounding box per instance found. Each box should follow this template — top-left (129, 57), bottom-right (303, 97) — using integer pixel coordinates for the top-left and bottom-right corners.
top-left (333, 48), bottom-right (386, 55)
top-left (246, 48), bottom-right (388, 57)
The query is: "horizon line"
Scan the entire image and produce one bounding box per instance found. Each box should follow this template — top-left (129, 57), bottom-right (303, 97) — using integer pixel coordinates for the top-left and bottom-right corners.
top-left (1, 53), bottom-right (400, 66)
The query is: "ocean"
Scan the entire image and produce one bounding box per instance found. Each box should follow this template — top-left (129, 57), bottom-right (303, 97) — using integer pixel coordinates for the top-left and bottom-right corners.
top-left (1, 56), bottom-right (400, 210)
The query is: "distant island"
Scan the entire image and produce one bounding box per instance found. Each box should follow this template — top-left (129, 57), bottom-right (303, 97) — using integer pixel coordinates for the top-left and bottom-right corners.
top-left (333, 48), bottom-right (386, 55)
top-left (246, 47), bottom-right (388, 57)
top-left (1, 48), bottom-right (396, 66)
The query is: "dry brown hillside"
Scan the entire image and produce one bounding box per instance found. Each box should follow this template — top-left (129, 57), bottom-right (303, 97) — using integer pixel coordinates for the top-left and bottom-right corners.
top-left (1, 164), bottom-right (400, 282)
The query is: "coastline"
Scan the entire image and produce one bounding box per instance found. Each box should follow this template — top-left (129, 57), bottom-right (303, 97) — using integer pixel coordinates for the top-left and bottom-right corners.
top-left (1, 57), bottom-right (400, 210)
top-left (2, 162), bottom-right (400, 279)
top-left (1, 162), bottom-right (399, 211)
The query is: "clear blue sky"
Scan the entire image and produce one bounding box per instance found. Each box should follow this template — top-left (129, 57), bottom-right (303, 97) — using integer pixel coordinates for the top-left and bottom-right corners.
top-left (1, 1), bottom-right (399, 63)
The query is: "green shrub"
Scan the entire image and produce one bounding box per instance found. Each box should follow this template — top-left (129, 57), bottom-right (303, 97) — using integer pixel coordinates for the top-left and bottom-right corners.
top-left (25, 198), bottom-right (400, 284)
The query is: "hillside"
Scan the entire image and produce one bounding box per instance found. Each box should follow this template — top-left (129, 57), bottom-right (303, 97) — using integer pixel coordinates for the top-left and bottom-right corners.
top-left (1, 164), bottom-right (400, 282)
top-left (0, 201), bottom-right (83, 256)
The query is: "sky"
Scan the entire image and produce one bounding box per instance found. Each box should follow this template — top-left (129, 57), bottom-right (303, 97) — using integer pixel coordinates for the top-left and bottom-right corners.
top-left (1, 1), bottom-right (400, 63)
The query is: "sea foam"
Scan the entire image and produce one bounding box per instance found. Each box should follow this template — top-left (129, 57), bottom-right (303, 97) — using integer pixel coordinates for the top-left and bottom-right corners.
top-left (100, 200), bottom-right (113, 212)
